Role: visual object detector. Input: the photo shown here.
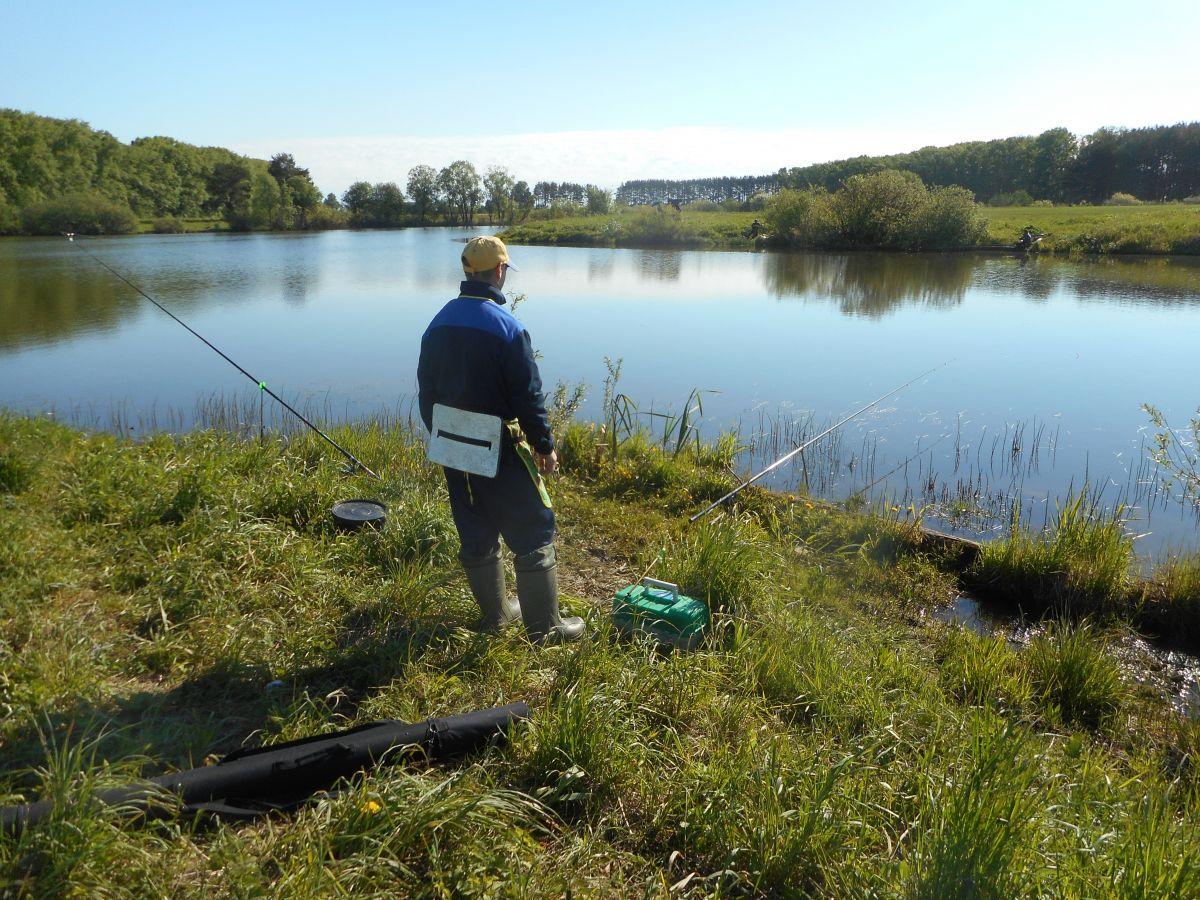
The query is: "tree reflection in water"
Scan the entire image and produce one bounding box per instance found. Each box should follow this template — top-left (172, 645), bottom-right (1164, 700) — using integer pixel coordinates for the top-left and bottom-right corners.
top-left (763, 250), bottom-right (1200, 317)
top-left (762, 251), bottom-right (976, 317)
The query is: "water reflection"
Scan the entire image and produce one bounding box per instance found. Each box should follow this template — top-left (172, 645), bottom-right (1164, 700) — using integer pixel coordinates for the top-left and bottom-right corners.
top-left (0, 234), bottom-right (328, 349)
top-left (763, 251), bottom-right (976, 317)
top-left (6, 236), bottom-right (1199, 352)
top-left (636, 249), bottom-right (683, 281)
top-left (586, 252), bottom-right (616, 282)
top-left (0, 257), bottom-right (135, 349)
top-left (283, 269), bottom-right (311, 306)
top-left (763, 250), bottom-right (1200, 317)
top-left (981, 255), bottom-right (1200, 306)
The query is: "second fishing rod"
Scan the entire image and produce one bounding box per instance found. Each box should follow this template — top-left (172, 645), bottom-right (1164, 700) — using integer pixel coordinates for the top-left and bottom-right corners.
top-left (632, 362), bottom-right (951, 586)
top-left (66, 234), bottom-right (382, 481)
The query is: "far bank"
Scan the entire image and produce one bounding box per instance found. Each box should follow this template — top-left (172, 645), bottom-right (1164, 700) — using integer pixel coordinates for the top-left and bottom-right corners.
top-left (499, 201), bottom-right (1200, 257)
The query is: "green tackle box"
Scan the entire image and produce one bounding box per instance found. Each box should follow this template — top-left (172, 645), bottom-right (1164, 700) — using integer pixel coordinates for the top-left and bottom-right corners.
top-left (613, 578), bottom-right (709, 650)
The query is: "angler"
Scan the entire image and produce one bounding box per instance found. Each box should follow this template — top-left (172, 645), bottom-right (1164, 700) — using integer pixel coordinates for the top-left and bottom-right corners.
top-left (418, 236), bottom-right (585, 644)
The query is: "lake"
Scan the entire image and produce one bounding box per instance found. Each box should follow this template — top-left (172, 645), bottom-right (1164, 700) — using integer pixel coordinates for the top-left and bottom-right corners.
top-left (2, 229), bottom-right (1199, 558)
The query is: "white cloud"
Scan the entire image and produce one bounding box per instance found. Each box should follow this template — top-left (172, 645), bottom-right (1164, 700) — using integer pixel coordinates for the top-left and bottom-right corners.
top-left (231, 126), bottom-right (982, 196)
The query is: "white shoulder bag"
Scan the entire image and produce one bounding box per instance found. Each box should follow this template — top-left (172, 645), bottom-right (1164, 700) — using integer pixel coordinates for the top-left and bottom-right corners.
top-left (426, 404), bottom-right (504, 477)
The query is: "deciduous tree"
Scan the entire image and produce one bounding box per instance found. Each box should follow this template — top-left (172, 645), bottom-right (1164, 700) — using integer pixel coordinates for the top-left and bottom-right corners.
top-left (406, 165), bottom-right (440, 225)
top-left (437, 160), bottom-right (482, 226)
top-left (483, 166), bottom-right (515, 224)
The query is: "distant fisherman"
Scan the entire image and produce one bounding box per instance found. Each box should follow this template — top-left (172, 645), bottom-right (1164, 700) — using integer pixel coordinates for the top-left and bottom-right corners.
top-left (417, 236), bottom-right (585, 644)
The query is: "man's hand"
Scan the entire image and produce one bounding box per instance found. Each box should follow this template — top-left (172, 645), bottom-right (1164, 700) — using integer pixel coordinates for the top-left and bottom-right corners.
top-left (534, 450), bottom-right (558, 475)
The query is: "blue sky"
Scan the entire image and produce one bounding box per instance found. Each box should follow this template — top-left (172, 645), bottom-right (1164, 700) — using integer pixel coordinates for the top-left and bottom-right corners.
top-left (3, 0), bottom-right (1198, 192)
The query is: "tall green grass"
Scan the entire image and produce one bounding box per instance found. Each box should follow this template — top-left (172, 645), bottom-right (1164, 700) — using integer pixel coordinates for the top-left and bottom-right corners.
top-left (655, 515), bottom-right (774, 616)
top-left (906, 719), bottom-right (1045, 898)
top-left (1024, 621), bottom-right (1127, 729)
top-left (936, 628), bottom-right (1031, 712)
top-left (1143, 555), bottom-right (1200, 643)
top-left (2, 411), bottom-right (1199, 894)
top-left (972, 492), bottom-right (1133, 617)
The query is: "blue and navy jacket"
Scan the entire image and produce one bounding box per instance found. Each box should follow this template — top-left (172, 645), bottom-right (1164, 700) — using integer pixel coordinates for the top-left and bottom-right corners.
top-left (417, 281), bottom-right (555, 454)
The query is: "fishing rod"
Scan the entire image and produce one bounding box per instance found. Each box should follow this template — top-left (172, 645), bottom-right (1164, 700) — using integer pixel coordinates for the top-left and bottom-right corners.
top-left (690, 362), bottom-right (950, 523)
top-left (63, 234), bottom-right (382, 481)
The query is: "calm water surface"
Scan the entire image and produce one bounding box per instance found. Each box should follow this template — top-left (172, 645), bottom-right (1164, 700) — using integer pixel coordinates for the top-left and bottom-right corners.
top-left (2, 230), bottom-right (1198, 556)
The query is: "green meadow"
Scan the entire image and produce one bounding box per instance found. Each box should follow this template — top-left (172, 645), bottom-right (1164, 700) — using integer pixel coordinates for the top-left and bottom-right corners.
top-left (500, 202), bottom-right (1200, 256)
top-left (3, 410), bottom-right (1200, 895)
top-left (982, 203), bottom-right (1200, 254)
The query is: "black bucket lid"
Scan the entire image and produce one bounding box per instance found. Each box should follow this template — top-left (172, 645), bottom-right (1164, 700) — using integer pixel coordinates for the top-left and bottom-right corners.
top-left (331, 498), bottom-right (387, 531)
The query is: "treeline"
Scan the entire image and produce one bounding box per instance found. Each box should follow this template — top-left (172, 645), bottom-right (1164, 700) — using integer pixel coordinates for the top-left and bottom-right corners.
top-left (0, 109), bottom-right (333, 235)
top-left (0, 109), bottom-right (616, 235)
top-left (779, 125), bottom-right (1200, 204)
top-left (616, 124), bottom-right (1200, 206)
top-left (0, 108), bottom-right (263, 221)
top-left (616, 175), bottom-right (778, 206)
top-left (337, 166), bottom-right (613, 228)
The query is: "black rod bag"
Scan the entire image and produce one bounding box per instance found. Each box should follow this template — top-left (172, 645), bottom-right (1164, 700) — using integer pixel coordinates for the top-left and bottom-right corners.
top-left (1, 701), bottom-right (529, 834)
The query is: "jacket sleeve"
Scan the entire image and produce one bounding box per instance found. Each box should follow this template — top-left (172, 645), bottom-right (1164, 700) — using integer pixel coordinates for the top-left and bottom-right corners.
top-left (416, 335), bottom-right (434, 433)
top-left (501, 329), bottom-right (555, 453)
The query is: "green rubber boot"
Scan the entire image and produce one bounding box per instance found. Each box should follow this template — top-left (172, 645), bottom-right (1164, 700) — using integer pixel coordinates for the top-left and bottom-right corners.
top-left (514, 545), bottom-right (585, 645)
top-left (462, 551), bottom-right (520, 633)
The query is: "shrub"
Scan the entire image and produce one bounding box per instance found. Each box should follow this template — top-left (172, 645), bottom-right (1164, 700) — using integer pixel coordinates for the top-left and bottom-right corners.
top-left (20, 192), bottom-right (139, 235)
top-left (585, 186), bottom-right (611, 214)
top-left (1031, 199), bottom-right (1055, 207)
top-left (1106, 192), bottom-right (1142, 206)
top-left (763, 188), bottom-right (834, 246)
top-left (765, 171), bottom-right (985, 251)
top-left (988, 189), bottom-right (1034, 207)
top-left (302, 204), bottom-right (349, 230)
top-left (831, 169), bottom-right (929, 248)
top-left (623, 206), bottom-right (700, 245)
top-left (1182, 195), bottom-right (1200, 205)
top-left (740, 192), bottom-right (770, 211)
top-left (916, 185), bottom-right (989, 249)
top-left (549, 199), bottom-right (584, 218)
top-left (0, 197), bottom-right (19, 234)
top-left (150, 216), bottom-right (185, 234)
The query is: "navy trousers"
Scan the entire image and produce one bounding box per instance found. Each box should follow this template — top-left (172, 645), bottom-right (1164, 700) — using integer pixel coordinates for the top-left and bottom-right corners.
top-left (444, 447), bottom-right (555, 562)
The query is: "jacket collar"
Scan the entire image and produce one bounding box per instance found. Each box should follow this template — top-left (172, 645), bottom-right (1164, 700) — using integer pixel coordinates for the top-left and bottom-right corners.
top-left (458, 280), bottom-right (507, 306)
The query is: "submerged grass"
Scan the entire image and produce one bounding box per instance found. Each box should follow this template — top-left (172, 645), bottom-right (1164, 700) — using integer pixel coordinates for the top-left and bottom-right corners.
top-left (2, 410), bottom-right (1200, 894)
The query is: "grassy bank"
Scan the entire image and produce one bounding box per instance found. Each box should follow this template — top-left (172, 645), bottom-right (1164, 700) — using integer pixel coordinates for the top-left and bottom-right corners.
top-left (3, 412), bottom-right (1200, 895)
top-left (982, 204), bottom-right (1200, 255)
top-left (500, 207), bottom-right (759, 250)
top-left (500, 203), bottom-right (1200, 256)
top-left (956, 492), bottom-right (1200, 646)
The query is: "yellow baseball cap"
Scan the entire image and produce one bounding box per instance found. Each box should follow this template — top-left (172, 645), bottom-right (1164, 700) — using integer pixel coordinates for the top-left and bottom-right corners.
top-left (461, 235), bottom-right (517, 275)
